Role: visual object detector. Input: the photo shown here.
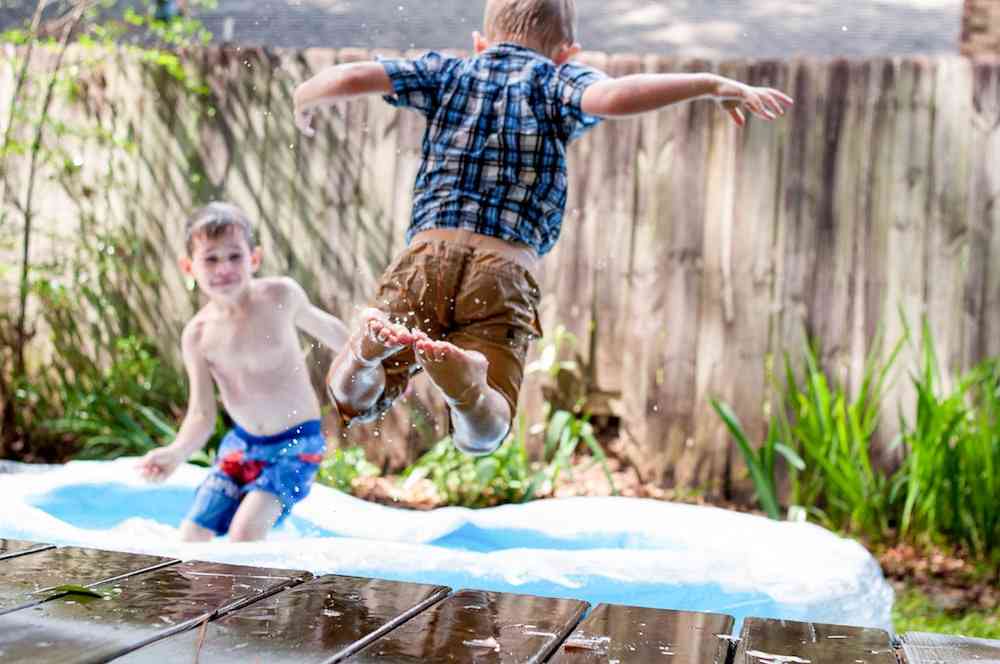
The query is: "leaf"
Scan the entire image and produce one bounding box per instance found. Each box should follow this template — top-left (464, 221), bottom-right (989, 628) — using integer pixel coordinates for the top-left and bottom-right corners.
top-left (711, 398), bottom-right (781, 520)
top-left (544, 410), bottom-right (572, 460)
top-left (774, 443), bottom-right (806, 471)
top-left (42, 584), bottom-right (108, 599)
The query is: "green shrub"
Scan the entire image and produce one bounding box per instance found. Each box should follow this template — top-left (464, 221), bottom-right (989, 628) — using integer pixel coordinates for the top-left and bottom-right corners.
top-left (38, 335), bottom-right (185, 459)
top-left (317, 446), bottom-right (381, 493)
top-left (0, 0), bottom-right (215, 459)
top-left (402, 409), bottom-right (616, 508)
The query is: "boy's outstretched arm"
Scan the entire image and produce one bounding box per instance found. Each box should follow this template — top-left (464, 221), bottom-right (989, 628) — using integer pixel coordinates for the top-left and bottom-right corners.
top-left (293, 62), bottom-right (393, 137)
top-left (286, 278), bottom-right (350, 355)
top-left (137, 323), bottom-right (217, 482)
top-left (580, 73), bottom-right (793, 126)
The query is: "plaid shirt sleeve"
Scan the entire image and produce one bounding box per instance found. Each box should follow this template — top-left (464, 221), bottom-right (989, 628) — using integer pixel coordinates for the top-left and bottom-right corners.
top-left (378, 51), bottom-right (457, 117)
top-left (554, 62), bottom-right (607, 142)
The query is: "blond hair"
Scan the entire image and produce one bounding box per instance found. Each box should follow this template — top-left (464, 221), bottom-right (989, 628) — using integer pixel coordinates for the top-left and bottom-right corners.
top-left (184, 201), bottom-right (255, 254)
top-left (484, 0), bottom-right (576, 54)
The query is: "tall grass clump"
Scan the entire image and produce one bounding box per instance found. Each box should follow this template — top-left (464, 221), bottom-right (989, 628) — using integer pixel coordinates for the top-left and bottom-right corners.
top-left (716, 318), bottom-right (1000, 563)
top-left (773, 335), bottom-right (905, 539)
top-left (711, 398), bottom-right (803, 520)
top-left (714, 332), bottom-right (904, 541)
top-left (897, 322), bottom-right (1000, 560)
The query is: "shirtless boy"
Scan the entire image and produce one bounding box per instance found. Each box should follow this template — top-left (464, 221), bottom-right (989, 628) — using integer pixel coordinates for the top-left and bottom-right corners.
top-left (138, 202), bottom-right (349, 542)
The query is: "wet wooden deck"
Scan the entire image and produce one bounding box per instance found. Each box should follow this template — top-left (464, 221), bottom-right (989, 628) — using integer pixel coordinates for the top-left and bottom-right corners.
top-left (1, 539), bottom-right (997, 663)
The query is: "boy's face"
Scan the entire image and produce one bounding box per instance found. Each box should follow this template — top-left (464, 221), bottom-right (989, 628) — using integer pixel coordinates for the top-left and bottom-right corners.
top-left (180, 225), bottom-right (261, 302)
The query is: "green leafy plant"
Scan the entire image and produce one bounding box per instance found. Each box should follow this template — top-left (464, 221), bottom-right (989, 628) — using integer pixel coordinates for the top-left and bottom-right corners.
top-left (770, 334), bottom-right (904, 539)
top-left (0, 0), bottom-right (216, 460)
top-left (317, 446), bottom-right (381, 493)
top-left (38, 336), bottom-right (183, 459)
top-left (897, 320), bottom-right (1000, 559)
top-left (402, 408), bottom-right (617, 509)
top-left (713, 332), bottom-right (903, 538)
top-left (710, 398), bottom-right (804, 520)
top-left (525, 324), bottom-right (587, 413)
top-left (537, 406), bottom-right (616, 499)
top-left (401, 417), bottom-right (536, 508)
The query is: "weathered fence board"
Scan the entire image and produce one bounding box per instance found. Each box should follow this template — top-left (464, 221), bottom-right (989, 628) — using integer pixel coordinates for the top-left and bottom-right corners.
top-left (5, 47), bottom-right (1000, 494)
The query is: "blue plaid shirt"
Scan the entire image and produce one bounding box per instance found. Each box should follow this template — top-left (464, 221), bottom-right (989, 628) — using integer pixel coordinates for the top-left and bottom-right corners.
top-left (379, 43), bottom-right (606, 256)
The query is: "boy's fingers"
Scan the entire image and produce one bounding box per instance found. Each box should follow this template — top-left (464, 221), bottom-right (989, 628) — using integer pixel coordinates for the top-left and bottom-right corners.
top-left (295, 110), bottom-right (315, 137)
top-left (721, 101), bottom-right (745, 126)
top-left (762, 94), bottom-right (787, 116)
top-left (770, 88), bottom-right (795, 106)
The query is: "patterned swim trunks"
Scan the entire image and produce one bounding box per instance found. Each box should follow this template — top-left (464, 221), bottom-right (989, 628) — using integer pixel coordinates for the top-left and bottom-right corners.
top-left (184, 420), bottom-right (325, 536)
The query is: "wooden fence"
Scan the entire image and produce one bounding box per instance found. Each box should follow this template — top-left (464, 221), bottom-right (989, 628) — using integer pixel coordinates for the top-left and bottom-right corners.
top-left (3, 46), bottom-right (1000, 496)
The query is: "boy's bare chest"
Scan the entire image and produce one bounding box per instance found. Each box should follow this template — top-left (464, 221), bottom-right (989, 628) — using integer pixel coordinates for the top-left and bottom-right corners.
top-left (199, 313), bottom-right (298, 374)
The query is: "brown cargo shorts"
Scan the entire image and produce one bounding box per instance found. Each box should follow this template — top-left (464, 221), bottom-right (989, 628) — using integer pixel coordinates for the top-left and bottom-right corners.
top-left (335, 232), bottom-right (544, 429)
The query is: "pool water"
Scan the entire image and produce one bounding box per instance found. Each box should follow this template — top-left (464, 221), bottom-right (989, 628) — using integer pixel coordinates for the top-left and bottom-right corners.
top-left (28, 483), bottom-right (786, 626)
top-left (34, 484), bottom-right (675, 552)
top-left (33, 484), bottom-right (331, 536)
top-left (0, 460), bottom-right (895, 634)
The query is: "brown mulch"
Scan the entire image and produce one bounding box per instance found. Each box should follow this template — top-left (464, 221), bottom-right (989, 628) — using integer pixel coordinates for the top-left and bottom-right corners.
top-left (349, 454), bottom-right (738, 511)
top-left (877, 543), bottom-right (999, 613)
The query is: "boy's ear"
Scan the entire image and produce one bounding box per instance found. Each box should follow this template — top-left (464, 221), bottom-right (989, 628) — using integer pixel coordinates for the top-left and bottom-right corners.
top-left (178, 255), bottom-right (193, 275)
top-left (552, 42), bottom-right (581, 65)
top-left (250, 246), bottom-right (263, 272)
top-left (473, 30), bottom-right (490, 54)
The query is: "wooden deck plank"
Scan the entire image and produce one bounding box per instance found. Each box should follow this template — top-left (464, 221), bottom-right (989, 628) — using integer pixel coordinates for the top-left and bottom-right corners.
top-left (0, 559), bottom-right (310, 663)
top-left (548, 604), bottom-right (735, 663)
top-left (900, 631), bottom-right (1000, 663)
top-left (345, 589), bottom-right (587, 663)
top-left (735, 617), bottom-right (896, 664)
top-left (0, 538), bottom-right (54, 561)
top-left (0, 546), bottom-right (176, 615)
top-left (117, 574), bottom-right (449, 663)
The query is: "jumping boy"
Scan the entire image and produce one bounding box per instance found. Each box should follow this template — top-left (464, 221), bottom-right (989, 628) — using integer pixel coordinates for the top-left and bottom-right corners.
top-left (292, 0), bottom-right (793, 457)
top-left (137, 202), bottom-right (349, 542)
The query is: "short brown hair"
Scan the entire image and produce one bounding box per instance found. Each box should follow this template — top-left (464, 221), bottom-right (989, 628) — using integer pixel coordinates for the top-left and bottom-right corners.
top-left (484, 0), bottom-right (576, 53)
top-left (184, 202), bottom-right (255, 254)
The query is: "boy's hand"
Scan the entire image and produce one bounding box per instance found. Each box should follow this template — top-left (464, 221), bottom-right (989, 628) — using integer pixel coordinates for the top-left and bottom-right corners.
top-left (716, 80), bottom-right (794, 127)
top-left (294, 104), bottom-right (316, 138)
top-left (137, 446), bottom-right (185, 483)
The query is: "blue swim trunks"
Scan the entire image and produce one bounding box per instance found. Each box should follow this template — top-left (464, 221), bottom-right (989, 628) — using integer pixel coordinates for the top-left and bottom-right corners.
top-left (184, 420), bottom-right (325, 536)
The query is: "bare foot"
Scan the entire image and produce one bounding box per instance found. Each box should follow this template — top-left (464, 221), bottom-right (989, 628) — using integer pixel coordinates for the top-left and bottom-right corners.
top-left (412, 332), bottom-right (489, 407)
top-left (355, 307), bottom-right (416, 365)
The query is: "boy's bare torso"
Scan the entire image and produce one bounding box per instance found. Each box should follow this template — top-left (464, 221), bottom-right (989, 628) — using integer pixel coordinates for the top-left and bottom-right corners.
top-left (188, 277), bottom-right (321, 435)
